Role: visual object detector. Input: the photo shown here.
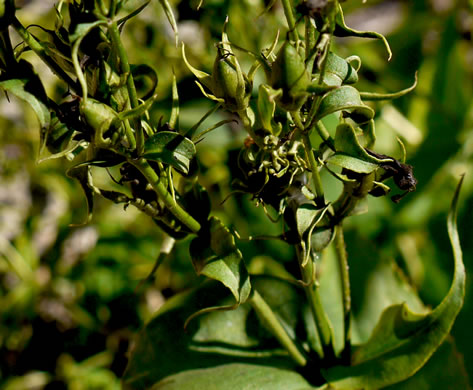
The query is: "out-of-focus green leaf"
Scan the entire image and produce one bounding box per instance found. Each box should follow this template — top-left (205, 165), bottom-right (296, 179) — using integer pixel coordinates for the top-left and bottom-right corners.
top-left (122, 278), bottom-right (305, 390)
top-left (384, 338), bottom-right (471, 390)
top-left (143, 131), bottom-right (196, 173)
top-left (323, 178), bottom-right (465, 389)
top-left (149, 363), bottom-right (315, 390)
top-left (0, 78), bottom-right (50, 131)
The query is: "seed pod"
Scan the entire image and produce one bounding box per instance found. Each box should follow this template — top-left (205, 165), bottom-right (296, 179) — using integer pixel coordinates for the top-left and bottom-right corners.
top-left (79, 98), bottom-right (119, 145)
top-left (211, 47), bottom-right (251, 112)
top-left (270, 41), bottom-right (310, 111)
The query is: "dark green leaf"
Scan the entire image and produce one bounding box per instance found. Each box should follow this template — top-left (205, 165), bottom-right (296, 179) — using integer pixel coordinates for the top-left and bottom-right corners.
top-left (189, 217), bottom-right (251, 311)
top-left (123, 278), bottom-right (305, 390)
top-left (71, 149), bottom-right (126, 168)
top-left (143, 131), bottom-right (196, 173)
top-left (66, 165), bottom-right (97, 225)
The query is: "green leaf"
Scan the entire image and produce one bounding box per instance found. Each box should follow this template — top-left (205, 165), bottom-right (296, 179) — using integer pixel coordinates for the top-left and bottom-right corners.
top-left (188, 217), bottom-right (251, 320)
top-left (39, 112), bottom-right (75, 157)
top-left (326, 123), bottom-right (390, 174)
top-left (123, 278), bottom-right (305, 390)
top-left (71, 149), bottom-right (126, 168)
top-left (158, 0), bottom-right (178, 46)
top-left (117, 0), bottom-right (150, 29)
top-left (384, 338), bottom-right (471, 390)
top-left (315, 52), bottom-right (359, 86)
top-left (143, 131), bottom-right (196, 173)
top-left (181, 44), bottom-right (212, 88)
top-left (323, 177), bottom-right (466, 389)
top-left (149, 363), bottom-right (315, 390)
top-left (69, 21), bottom-right (105, 43)
top-left (0, 78), bottom-right (50, 131)
top-left (66, 165), bottom-right (97, 225)
top-left (315, 86), bottom-right (374, 124)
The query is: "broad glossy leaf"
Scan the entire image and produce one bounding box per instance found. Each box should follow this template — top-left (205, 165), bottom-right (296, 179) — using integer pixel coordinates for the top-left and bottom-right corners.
top-left (123, 278), bottom-right (305, 389)
top-left (189, 217), bottom-right (251, 314)
top-left (150, 363), bottom-right (315, 390)
top-left (143, 131), bottom-right (196, 173)
top-left (326, 123), bottom-right (390, 173)
top-left (323, 178), bottom-right (465, 389)
top-left (0, 78), bottom-right (50, 131)
top-left (326, 154), bottom-right (378, 174)
top-left (319, 52), bottom-right (359, 86)
top-left (315, 86), bottom-right (374, 124)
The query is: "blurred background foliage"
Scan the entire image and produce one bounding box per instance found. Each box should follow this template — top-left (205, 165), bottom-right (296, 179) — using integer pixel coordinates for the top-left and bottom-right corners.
top-left (0, 0), bottom-right (472, 388)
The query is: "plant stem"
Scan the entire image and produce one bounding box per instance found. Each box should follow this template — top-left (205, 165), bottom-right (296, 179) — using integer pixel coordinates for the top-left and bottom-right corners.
top-left (249, 289), bottom-right (307, 367)
top-left (335, 224), bottom-right (351, 363)
top-left (11, 17), bottom-right (79, 91)
top-left (131, 157), bottom-right (201, 234)
top-left (296, 245), bottom-right (335, 361)
top-left (108, 21), bottom-right (143, 154)
top-left (281, 0), bottom-right (299, 42)
top-left (301, 133), bottom-right (325, 207)
top-left (314, 121), bottom-right (335, 150)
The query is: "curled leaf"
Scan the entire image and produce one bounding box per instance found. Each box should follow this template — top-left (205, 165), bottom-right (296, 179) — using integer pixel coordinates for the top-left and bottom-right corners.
top-left (66, 165), bottom-right (98, 225)
top-left (0, 77), bottom-right (50, 132)
top-left (360, 72), bottom-right (418, 101)
top-left (324, 177), bottom-right (466, 389)
top-left (315, 86), bottom-right (374, 124)
top-left (333, 4), bottom-right (392, 60)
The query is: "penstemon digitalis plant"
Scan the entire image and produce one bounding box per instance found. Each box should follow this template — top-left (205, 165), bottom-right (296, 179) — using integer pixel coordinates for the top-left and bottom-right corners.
top-left (0, 0), bottom-right (466, 389)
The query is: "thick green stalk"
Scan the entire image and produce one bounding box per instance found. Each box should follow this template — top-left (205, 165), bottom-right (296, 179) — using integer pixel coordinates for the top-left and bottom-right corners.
top-left (281, 0), bottom-right (299, 42)
top-left (301, 133), bottom-right (325, 206)
top-left (108, 21), bottom-right (143, 154)
top-left (11, 17), bottom-right (78, 91)
top-left (335, 224), bottom-right (351, 363)
top-left (131, 158), bottom-right (201, 234)
top-left (297, 245), bottom-right (335, 361)
top-left (250, 290), bottom-right (307, 367)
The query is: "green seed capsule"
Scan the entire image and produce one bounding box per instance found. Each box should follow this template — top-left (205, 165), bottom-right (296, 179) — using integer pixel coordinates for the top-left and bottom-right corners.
top-left (210, 45), bottom-right (251, 112)
top-left (270, 42), bottom-right (311, 111)
top-left (80, 98), bottom-right (119, 145)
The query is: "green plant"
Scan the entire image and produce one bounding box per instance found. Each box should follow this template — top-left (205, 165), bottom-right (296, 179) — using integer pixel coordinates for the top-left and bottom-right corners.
top-left (0, 0), bottom-right (468, 389)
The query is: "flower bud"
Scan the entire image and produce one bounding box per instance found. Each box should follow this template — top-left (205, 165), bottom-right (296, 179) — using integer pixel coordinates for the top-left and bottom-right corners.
top-left (211, 46), bottom-right (251, 112)
top-left (270, 41), bottom-right (311, 111)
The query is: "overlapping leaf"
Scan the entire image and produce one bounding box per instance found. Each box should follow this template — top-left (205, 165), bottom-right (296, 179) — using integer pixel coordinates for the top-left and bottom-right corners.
top-left (323, 178), bottom-right (466, 389)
